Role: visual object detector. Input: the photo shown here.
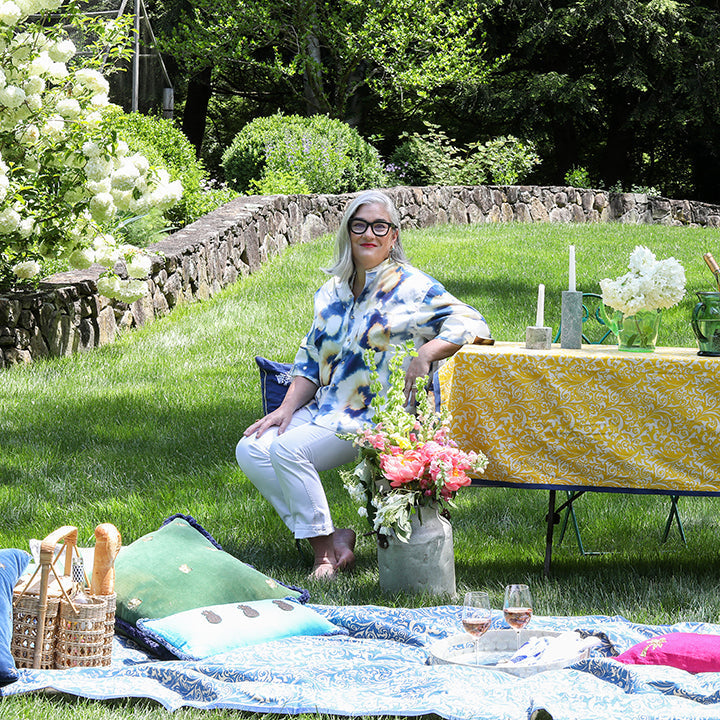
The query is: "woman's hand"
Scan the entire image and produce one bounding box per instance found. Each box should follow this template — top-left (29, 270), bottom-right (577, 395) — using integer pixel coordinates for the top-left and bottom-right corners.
top-left (243, 375), bottom-right (319, 438)
top-left (404, 355), bottom-right (432, 400)
top-left (244, 405), bottom-right (296, 438)
top-left (404, 339), bottom-right (463, 401)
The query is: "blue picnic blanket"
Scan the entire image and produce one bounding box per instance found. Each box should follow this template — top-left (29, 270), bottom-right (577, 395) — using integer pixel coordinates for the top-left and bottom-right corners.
top-left (5, 604), bottom-right (720, 719)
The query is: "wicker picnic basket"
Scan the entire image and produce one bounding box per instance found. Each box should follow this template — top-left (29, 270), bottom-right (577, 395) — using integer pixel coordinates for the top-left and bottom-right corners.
top-left (11, 526), bottom-right (116, 670)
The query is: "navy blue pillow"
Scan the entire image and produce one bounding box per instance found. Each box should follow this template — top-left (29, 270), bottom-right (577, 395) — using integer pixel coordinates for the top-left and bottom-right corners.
top-left (0, 549), bottom-right (30, 687)
top-left (255, 356), bottom-right (293, 415)
top-left (431, 369), bottom-right (442, 413)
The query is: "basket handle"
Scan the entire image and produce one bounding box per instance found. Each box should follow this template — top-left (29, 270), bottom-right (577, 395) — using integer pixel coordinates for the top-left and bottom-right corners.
top-left (39, 525), bottom-right (78, 574)
top-left (24, 526), bottom-right (78, 669)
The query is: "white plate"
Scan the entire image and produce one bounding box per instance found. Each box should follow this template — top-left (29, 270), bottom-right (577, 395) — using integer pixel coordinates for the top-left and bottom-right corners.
top-left (428, 629), bottom-right (590, 677)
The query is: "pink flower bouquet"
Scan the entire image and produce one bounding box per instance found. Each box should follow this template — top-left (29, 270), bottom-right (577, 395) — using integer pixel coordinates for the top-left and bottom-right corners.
top-left (341, 342), bottom-right (488, 542)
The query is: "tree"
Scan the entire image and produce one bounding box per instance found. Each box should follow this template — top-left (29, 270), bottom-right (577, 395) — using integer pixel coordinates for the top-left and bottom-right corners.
top-left (149, 0), bottom-right (493, 154)
top-left (453, 0), bottom-right (720, 200)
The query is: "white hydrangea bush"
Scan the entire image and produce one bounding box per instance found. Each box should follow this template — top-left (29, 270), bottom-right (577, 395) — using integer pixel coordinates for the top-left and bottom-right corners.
top-left (600, 245), bottom-right (686, 315)
top-left (0, 0), bottom-right (182, 301)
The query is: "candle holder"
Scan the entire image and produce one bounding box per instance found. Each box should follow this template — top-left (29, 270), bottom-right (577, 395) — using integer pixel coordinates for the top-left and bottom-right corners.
top-left (526, 326), bottom-right (552, 350)
top-left (561, 290), bottom-right (583, 349)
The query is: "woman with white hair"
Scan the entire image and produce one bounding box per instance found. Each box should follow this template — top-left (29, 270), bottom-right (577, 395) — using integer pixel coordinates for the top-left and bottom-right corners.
top-left (236, 190), bottom-right (490, 580)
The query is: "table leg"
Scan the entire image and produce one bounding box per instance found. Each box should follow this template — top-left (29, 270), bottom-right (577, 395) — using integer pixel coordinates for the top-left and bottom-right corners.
top-left (544, 490), bottom-right (557, 577)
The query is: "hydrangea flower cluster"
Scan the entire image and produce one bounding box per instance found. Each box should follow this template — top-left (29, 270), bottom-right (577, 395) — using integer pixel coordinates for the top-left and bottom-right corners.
top-left (341, 342), bottom-right (488, 543)
top-left (0, 0), bottom-right (182, 301)
top-left (599, 245), bottom-right (686, 315)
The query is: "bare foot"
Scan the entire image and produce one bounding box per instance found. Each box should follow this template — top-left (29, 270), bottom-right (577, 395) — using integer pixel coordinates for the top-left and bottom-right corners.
top-left (333, 528), bottom-right (356, 572)
top-left (309, 561), bottom-right (336, 581)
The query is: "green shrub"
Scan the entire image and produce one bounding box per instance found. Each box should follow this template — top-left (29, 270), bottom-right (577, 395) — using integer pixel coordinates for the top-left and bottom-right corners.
top-left (387, 124), bottom-right (462, 186)
top-left (609, 180), bottom-right (663, 196)
top-left (221, 113), bottom-right (387, 194)
top-left (564, 166), bottom-right (593, 188)
top-left (389, 125), bottom-right (540, 186)
top-left (103, 108), bottom-right (237, 230)
top-left (457, 136), bottom-right (541, 185)
top-left (249, 170), bottom-right (310, 195)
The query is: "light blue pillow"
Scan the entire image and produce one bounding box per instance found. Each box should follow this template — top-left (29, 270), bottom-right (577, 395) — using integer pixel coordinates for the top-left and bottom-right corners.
top-left (137, 598), bottom-right (346, 660)
top-left (1, 549), bottom-right (31, 687)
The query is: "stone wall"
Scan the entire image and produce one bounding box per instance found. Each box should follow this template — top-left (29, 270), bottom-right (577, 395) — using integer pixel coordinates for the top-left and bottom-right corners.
top-left (2, 184), bottom-right (720, 368)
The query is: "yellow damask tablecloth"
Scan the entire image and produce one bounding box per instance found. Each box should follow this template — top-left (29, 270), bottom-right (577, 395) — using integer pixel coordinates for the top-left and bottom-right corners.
top-left (438, 342), bottom-right (720, 493)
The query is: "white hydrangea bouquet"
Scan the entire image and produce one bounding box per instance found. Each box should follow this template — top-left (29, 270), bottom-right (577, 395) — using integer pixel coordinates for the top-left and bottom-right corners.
top-left (600, 245), bottom-right (686, 315)
top-left (599, 245), bottom-right (686, 351)
top-left (340, 342), bottom-right (488, 543)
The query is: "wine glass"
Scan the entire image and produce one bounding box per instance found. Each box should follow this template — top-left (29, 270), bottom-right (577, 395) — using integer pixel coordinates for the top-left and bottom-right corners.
top-left (503, 584), bottom-right (533, 650)
top-left (462, 591), bottom-right (492, 664)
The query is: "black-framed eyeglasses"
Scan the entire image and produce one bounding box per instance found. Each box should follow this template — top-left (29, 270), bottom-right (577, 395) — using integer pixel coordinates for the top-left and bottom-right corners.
top-left (349, 219), bottom-right (396, 237)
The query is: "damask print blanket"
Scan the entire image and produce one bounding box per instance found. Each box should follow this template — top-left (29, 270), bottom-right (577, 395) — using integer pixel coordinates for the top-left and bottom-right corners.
top-left (6, 605), bottom-right (720, 719)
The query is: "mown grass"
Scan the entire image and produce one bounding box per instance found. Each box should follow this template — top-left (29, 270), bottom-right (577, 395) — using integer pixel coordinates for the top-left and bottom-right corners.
top-left (1, 220), bottom-right (719, 718)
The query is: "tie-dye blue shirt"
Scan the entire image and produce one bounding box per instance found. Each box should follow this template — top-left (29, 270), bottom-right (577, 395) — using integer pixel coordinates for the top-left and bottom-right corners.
top-left (292, 259), bottom-right (490, 432)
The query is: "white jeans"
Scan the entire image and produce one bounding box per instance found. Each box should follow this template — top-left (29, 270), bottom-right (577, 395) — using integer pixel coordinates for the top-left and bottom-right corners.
top-left (235, 407), bottom-right (358, 539)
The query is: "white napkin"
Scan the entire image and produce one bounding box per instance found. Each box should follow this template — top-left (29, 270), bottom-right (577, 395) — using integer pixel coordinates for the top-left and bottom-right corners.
top-left (497, 631), bottom-right (602, 667)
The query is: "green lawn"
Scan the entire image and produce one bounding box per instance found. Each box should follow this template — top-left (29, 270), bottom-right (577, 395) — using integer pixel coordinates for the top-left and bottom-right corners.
top-left (1, 220), bottom-right (720, 718)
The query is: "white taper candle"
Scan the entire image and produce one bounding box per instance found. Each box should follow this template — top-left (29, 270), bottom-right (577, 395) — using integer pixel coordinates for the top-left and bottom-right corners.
top-left (536, 283), bottom-right (545, 327)
top-left (569, 245), bottom-right (576, 292)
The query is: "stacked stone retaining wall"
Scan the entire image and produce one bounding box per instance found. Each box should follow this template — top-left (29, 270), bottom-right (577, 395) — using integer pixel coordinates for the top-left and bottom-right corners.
top-left (2, 184), bottom-right (720, 368)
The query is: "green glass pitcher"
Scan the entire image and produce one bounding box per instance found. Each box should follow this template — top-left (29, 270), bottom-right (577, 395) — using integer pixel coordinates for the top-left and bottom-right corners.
top-left (691, 291), bottom-right (720, 356)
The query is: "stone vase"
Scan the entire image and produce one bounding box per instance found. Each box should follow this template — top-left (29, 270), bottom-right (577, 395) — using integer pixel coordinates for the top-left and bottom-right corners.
top-left (377, 504), bottom-right (456, 597)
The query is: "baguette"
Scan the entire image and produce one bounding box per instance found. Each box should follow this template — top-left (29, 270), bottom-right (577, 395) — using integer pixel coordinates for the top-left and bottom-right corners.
top-left (90, 523), bottom-right (122, 596)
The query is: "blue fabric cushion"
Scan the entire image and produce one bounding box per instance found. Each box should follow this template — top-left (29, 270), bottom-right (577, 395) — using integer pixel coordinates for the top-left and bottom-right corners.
top-left (0, 549), bottom-right (31, 687)
top-left (255, 356), bottom-right (293, 415)
top-left (431, 369), bottom-right (442, 412)
top-left (137, 598), bottom-right (346, 660)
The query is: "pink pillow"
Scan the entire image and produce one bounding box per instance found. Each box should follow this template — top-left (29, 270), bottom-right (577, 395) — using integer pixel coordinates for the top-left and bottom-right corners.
top-left (615, 633), bottom-right (720, 673)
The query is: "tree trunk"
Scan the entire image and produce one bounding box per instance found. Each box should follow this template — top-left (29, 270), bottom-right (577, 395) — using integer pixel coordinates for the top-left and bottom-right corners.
top-left (182, 66), bottom-right (213, 157)
top-left (303, 30), bottom-right (326, 115)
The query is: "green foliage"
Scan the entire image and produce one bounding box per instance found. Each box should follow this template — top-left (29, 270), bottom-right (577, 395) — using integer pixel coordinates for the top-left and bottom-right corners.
top-left (103, 108), bottom-right (237, 229)
top-left (222, 113), bottom-right (387, 194)
top-left (67, 3), bottom-right (135, 72)
top-left (388, 124), bottom-right (540, 186)
top-left (158, 0), bottom-right (491, 124)
top-left (469, 0), bottom-right (720, 201)
top-left (249, 170), bottom-right (310, 196)
top-left (565, 167), bottom-right (593, 188)
top-left (457, 136), bottom-right (541, 185)
top-left (114, 208), bottom-right (172, 248)
top-left (387, 125), bottom-right (461, 186)
top-left (0, 1), bottom-right (181, 301)
top-left (609, 180), bottom-right (663, 197)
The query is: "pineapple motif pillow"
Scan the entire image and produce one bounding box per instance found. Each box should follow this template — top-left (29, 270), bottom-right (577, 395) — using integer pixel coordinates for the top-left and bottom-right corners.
top-left (137, 598), bottom-right (346, 660)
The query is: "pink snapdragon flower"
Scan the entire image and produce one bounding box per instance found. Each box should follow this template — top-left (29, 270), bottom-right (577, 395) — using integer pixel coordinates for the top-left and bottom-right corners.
top-left (358, 427), bottom-right (386, 451)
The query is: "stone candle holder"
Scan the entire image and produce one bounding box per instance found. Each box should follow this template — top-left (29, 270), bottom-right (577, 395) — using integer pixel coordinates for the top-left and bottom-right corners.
top-left (526, 326), bottom-right (552, 350)
top-left (560, 290), bottom-right (583, 349)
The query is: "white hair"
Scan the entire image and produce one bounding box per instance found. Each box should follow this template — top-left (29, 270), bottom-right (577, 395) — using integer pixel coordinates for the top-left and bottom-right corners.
top-left (324, 190), bottom-right (408, 284)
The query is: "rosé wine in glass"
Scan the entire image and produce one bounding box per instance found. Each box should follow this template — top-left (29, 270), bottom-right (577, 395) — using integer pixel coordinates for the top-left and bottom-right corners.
top-left (503, 584), bottom-right (533, 649)
top-left (462, 591), bottom-right (492, 664)
top-left (503, 607), bottom-right (532, 630)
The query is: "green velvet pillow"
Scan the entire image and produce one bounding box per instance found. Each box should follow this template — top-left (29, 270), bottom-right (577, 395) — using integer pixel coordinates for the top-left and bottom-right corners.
top-left (114, 516), bottom-right (303, 631)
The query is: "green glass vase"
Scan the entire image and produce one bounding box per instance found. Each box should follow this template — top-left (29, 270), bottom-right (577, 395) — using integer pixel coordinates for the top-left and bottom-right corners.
top-left (602, 307), bottom-right (662, 352)
top-left (692, 291), bottom-right (720, 356)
